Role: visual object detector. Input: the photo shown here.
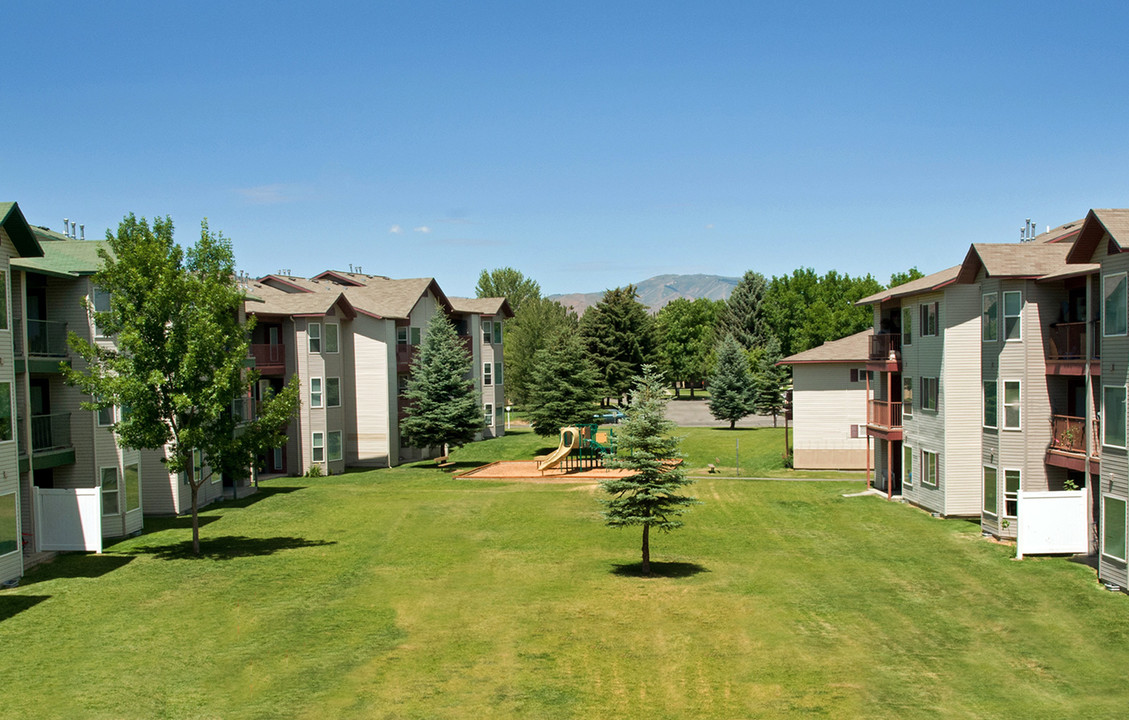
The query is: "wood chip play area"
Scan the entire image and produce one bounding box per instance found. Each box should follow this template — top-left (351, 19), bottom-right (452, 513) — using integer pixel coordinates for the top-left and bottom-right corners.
top-left (457, 461), bottom-right (633, 482)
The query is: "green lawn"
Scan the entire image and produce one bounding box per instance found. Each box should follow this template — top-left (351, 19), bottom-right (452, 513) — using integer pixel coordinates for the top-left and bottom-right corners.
top-left (2, 432), bottom-right (1127, 718)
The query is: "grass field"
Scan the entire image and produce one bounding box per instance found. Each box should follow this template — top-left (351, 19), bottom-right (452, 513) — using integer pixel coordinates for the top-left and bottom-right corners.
top-left (2, 430), bottom-right (1127, 718)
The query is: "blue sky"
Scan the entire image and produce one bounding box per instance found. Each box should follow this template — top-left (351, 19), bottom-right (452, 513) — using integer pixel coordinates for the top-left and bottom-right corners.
top-left (4, 1), bottom-right (1127, 297)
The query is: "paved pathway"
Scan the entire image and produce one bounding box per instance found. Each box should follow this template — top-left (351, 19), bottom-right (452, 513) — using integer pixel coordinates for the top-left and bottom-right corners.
top-left (663, 398), bottom-right (780, 428)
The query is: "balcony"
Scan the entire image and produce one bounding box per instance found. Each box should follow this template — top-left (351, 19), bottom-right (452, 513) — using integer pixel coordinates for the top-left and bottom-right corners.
top-left (1046, 322), bottom-right (1100, 376)
top-left (14, 319), bottom-right (71, 373)
top-left (248, 344), bottom-right (286, 375)
top-left (867, 334), bottom-right (901, 372)
top-left (1045, 413), bottom-right (1100, 474)
top-left (866, 399), bottom-right (903, 441)
top-left (18, 412), bottom-right (75, 472)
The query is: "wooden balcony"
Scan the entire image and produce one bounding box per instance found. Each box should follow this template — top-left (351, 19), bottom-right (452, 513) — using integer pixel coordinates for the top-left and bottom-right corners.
top-left (866, 399), bottom-right (903, 440)
top-left (1046, 322), bottom-right (1100, 376)
top-left (867, 334), bottom-right (901, 372)
top-left (248, 344), bottom-right (286, 375)
top-left (1045, 413), bottom-right (1100, 473)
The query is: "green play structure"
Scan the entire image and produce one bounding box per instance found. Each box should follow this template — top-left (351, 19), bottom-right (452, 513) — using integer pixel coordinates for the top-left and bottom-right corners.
top-left (556, 423), bottom-right (617, 470)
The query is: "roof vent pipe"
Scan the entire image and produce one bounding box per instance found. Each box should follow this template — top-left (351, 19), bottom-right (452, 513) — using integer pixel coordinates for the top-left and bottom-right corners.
top-left (70, 221), bottom-right (76, 238)
top-left (64, 218), bottom-right (70, 238)
top-left (79, 224), bottom-right (85, 241)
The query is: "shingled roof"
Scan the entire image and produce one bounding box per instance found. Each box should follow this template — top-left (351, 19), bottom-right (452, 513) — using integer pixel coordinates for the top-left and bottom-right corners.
top-left (0, 202), bottom-right (44, 258)
top-left (448, 296), bottom-right (514, 318)
top-left (778, 328), bottom-right (873, 365)
top-left (955, 241), bottom-right (1084, 284)
top-left (247, 275), bottom-right (453, 320)
top-left (1066, 209), bottom-right (1129, 264)
top-left (857, 265), bottom-right (961, 305)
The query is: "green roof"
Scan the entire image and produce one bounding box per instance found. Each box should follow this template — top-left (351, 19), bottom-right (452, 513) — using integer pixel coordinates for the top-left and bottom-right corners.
top-left (12, 229), bottom-right (109, 277)
top-left (0, 202), bottom-right (44, 258)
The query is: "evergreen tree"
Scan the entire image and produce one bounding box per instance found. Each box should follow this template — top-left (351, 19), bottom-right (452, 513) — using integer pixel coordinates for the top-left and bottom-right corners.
top-left (718, 270), bottom-right (768, 350)
top-left (707, 334), bottom-right (754, 429)
top-left (506, 296), bottom-right (578, 406)
top-left (526, 327), bottom-right (600, 436)
top-left (580, 285), bottom-right (656, 405)
top-left (655, 297), bottom-right (722, 398)
top-left (601, 366), bottom-right (699, 576)
top-left (750, 337), bottom-right (787, 427)
top-left (401, 309), bottom-right (483, 454)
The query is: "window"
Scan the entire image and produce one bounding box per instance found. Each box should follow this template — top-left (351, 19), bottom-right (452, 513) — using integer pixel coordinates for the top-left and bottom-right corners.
top-left (328, 431), bottom-right (342, 462)
top-left (324, 323), bottom-right (339, 353)
top-left (921, 377), bottom-right (938, 411)
top-left (850, 368), bottom-right (860, 383)
top-left (1003, 469), bottom-right (1020, 517)
top-left (1103, 385), bottom-right (1127, 448)
top-left (1103, 496), bottom-right (1126, 562)
top-left (411, 327), bottom-right (421, 345)
top-left (312, 432), bottom-right (324, 462)
top-left (982, 293), bottom-right (998, 342)
top-left (0, 382), bottom-right (12, 442)
top-left (97, 403), bottom-right (115, 427)
top-left (0, 270), bottom-right (7, 331)
top-left (1003, 291), bottom-right (1022, 341)
top-left (1003, 380), bottom-right (1021, 430)
top-left (308, 323), bottom-right (321, 352)
top-left (901, 307), bottom-right (912, 346)
top-left (494, 320), bottom-right (502, 344)
top-left (902, 377), bottom-right (913, 417)
top-left (397, 327), bottom-right (408, 345)
top-left (483, 362), bottom-right (492, 386)
top-left (922, 450), bottom-right (938, 487)
top-left (310, 378), bottom-right (323, 408)
top-left (983, 466), bottom-right (998, 516)
top-left (92, 286), bottom-right (112, 336)
top-left (125, 462), bottom-right (141, 512)
top-left (0, 492), bottom-right (17, 556)
top-left (326, 378), bottom-right (341, 408)
top-left (903, 445), bottom-right (913, 486)
top-left (1104, 273), bottom-right (1128, 337)
top-left (101, 467), bottom-right (120, 515)
top-left (983, 380), bottom-right (997, 428)
top-left (483, 321), bottom-right (493, 344)
top-left (496, 362), bottom-right (503, 385)
top-left (920, 302), bottom-right (938, 337)
top-left (484, 403), bottom-right (494, 426)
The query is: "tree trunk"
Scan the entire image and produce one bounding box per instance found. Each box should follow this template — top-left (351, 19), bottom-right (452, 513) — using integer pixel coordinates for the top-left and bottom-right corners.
top-left (641, 523), bottom-right (651, 576)
top-left (730, 419), bottom-right (736, 429)
top-left (773, 413), bottom-right (778, 428)
top-left (689, 385), bottom-right (695, 399)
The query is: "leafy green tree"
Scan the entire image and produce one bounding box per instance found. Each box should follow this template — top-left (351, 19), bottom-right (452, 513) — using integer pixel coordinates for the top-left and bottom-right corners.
top-left (601, 366), bottom-right (698, 576)
top-left (750, 337), bottom-right (787, 426)
top-left (707, 334), bottom-right (754, 429)
top-left (656, 297), bottom-right (722, 398)
top-left (64, 214), bottom-right (300, 555)
top-left (718, 270), bottom-right (768, 350)
top-left (580, 285), bottom-right (656, 405)
top-left (506, 296), bottom-right (578, 406)
top-left (889, 266), bottom-right (925, 288)
top-left (475, 267), bottom-right (541, 315)
top-left (525, 327), bottom-right (600, 436)
top-left (762, 268), bottom-right (883, 357)
top-left (401, 308), bottom-right (484, 455)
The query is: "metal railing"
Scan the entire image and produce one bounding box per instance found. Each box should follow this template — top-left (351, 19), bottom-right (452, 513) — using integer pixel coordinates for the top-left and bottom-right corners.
top-left (1049, 414), bottom-right (1100, 456)
top-left (29, 412), bottom-right (71, 452)
top-left (14, 319), bottom-right (70, 357)
top-left (869, 334), bottom-right (901, 361)
top-left (868, 399), bottom-right (903, 428)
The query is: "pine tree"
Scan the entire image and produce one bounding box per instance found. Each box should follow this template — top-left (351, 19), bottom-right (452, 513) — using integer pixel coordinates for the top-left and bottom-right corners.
top-left (401, 309), bottom-right (483, 455)
top-left (718, 270), bottom-right (767, 350)
top-left (580, 285), bottom-right (656, 405)
top-left (751, 337), bottom-right (786, 427)
top-left (506, 296), bottom-right (578, 406)
top-left (601, 366), bottom-right (698, 576)
top-left (707, 334), bottom-right (754, 429)
top-left (526, 327), bottom-right (600, 437)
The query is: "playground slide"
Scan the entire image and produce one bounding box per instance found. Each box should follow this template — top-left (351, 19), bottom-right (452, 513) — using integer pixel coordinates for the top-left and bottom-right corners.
top-left (537, 427), bottom-right (581, 471)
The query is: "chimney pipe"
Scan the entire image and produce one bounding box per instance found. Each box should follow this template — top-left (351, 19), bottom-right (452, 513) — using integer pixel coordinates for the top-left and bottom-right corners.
top-left (79, 224), bottom-right (85, 241)
top-left (70, 221), bottom-right (76, 238)
top-left (64, 218), bottom-right (70, 238)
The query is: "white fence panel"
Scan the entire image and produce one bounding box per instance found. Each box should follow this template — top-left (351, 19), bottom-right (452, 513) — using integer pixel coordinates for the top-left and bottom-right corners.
top-left (1016, 490), bottom-right (1087, 559)
top-left (33, 487), bottom-right (103, 553)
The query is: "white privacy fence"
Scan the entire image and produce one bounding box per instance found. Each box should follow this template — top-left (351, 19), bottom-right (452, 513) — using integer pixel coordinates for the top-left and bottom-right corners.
top-left (1016, 490), bottom-right (1087, 559)
top-left (33, 487), bottom-right (102, 553)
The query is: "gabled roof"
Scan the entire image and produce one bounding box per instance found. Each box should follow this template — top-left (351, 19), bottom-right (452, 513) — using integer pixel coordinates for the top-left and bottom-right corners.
top-left (955, 242), bottom-right (1079, 284)
top-left (857, 265), bottom-right (961, 305)
top-left (248, 284), bottom-right (357, 319)
top-left (448, 296), bottom-right (514, 318)
top-left (345, 277), bottom-right (451, 320)
top-left (778, 328), bottom-right (873, 365)
top-left (312, 270), bottom-right (367, 286)
top-left (257, 274), bottom-right (316, 293)
top-left (13, 227), bottom-right (108, 277)
top-left (246, 275), bottom-right (452, 321)
top-left (1066, 209), bottom-right (1129, 264)
top-left (0, 202), bottom-right (44, 258)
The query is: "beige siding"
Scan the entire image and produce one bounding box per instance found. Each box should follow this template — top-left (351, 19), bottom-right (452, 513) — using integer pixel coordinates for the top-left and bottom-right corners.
top-left (352, 315), bottom-right (392, 466)
top-left (940, 283), bottom-right (983, 515)
top-left (791, 363), bottom-right (871, 470)
top-left (0, 229), bottom-right (21, 583)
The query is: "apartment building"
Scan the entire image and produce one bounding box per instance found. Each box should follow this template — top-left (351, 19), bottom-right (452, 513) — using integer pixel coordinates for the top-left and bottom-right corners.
top-left (245, 271), bottom-right (510, 472)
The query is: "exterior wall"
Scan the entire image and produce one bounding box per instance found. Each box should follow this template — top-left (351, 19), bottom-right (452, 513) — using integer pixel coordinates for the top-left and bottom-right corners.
top-left (900, 290), bottom-right (947, 513)
top-left (351, 315), bottom-right (393, 467)
top-left (1098, 245), bottom-right (1129, 588)
top-left (0, 229), bottom-right (22, 585)
top-left (940, 283), bottom-right (983, 516)
top-left (791, 363), bottom-right (871, 470)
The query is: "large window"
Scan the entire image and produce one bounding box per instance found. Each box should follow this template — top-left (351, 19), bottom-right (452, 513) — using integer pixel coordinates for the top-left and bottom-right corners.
top-left (0, 381), bottom-right (13, 443)
top-left (983, 380), bottom-right (998, 428)
top-left (125, 462), bottom-right (141, 512)
top-left (97, 403), bottom-right (115, 427)
top-left (312, 432), bottom-right (324, 462)
top-left (1003, 469), bottom-right (1020, 517)
top-left (308, 322), bottom-right (321, 352)
top-left (1104, 273), bottom-right (1128, 337)
top-left (1003, 380), bottom-right (1021, 430)
top-left (310, 378), bottom-right (323, 409)
top-left (92, 286), bottom-right (112, 336)
top-left (328, 431), bottom-right (342, 462)
top-left (101, 467), bottom-right (119, 515)
top-left (411, 327), bottom-right (421, 345)
top-left (1103, 495), bottom-right (1126, 562)
top-left (901, 307), bottom-right (912, 346)
top-left (1103, 385), bottom-right (1126, 448)
top-left (920, 302), bottom-right (938, 337)
top-left (396, 327), bottom-right (408, 345)
top-left (0, 492), bottom-right (17, 556)
top-left (922, 450), bottom-right (938, 487)
top-left (902, 377), bottom-right (913, 417)
top-left (324, 323), bottom-right (339, 354)
top-left (982, 293), bottom-right (998, 342)
top-left (903, 445), bottom-right (913, 486)
top-left (483, 363), bottom-right (492, 386)
top-left (983, 466), bottom-right (998, 516)
top-left (1003, 291), bottom-right (1022, 341)
top-left (921, 377), bottom-right (938, 411)
top-left (484, 403), bottom-right (494, 427)
top-left (483, 321), bottom-right (494, 344)
top-left (326, 378), bottom-right (341, 408)
top-left (496, 362), bottom-right (503, 385)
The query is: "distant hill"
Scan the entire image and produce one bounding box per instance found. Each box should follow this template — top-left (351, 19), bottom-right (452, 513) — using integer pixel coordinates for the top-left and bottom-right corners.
top-left (549, 273), bottom-right (740, 315)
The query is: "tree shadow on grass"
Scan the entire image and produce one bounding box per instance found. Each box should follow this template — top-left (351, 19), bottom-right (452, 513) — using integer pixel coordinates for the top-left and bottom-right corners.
top-left (0, 594), bottom-right (50, 622)
top-left (127, 535), bottom-right (337, 561)
top-left (16, 554), bottom-right (135, 587)
top-left (610, 561), bottom-right (710, 578)
top-left (224, 485), bottom-right (306, 509)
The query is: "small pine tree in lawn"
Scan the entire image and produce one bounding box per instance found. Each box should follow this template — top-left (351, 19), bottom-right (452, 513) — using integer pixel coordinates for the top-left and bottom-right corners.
top-left (751, 336), bottom-right (787, 427)
top-left (601, 366), bottom-right (699, 576)
top-left (400, 309), bottom-right (483, 456)
top-left (708, 334), bottom-right (754, 429)
top-left (526, 328), bottom-right (600, 437)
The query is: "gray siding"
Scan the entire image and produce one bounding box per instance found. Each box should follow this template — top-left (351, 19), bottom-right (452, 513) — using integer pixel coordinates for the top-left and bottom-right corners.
top-left (1099, 245), bottom-right (1129, 588)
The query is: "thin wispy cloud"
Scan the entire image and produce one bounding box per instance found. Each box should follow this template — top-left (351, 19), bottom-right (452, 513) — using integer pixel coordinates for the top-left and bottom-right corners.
top-left (389, 224), bottom-right (403, 234)
top-left (705, 223), bottom-right (715, 229)
top-left (235, 184), bottom-right (306, 205)
top-left (414, 226), bottom-right (431, 233)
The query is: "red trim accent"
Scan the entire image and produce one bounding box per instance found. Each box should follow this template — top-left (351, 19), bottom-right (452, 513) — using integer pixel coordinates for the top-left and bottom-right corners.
top-left (257, 275), bottom-right (314, 293)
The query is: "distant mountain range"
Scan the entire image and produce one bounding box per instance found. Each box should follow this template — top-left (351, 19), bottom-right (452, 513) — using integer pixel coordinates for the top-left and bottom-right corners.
top-left (548, 273), bottom-right (740, 315)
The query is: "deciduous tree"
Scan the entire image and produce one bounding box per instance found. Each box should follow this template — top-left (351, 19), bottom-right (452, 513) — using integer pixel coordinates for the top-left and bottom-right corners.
top-left (762, 268), bottom-right (882, 357)
top-left (475, 267), bottom-right (541, 315)
top-left (506, 296), bottom-right (578, 406)
top-left (656, 297), bottom-right (722, 397)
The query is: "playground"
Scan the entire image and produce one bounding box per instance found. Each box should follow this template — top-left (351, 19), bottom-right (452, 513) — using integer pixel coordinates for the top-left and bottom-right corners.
top-left (458, 424), bottom-right (626, 481)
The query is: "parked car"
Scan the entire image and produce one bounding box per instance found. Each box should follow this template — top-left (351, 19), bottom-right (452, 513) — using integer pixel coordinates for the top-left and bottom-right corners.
top-left (593, 408), bottom-right (626, 424)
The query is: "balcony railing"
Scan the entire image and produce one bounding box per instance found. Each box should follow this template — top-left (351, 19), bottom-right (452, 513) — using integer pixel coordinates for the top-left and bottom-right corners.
top-left (249, 344), bottom-right (286, 373)
top-left (14, 319), bottom-right (69, 357)
top-left (28, 412), bottom-right (71, 452)
top-left (1049, 414), bottom-right (1100, 456)
top-left (1046, 322), bottom-right (1100, 362)
top-left (868, 399), bottom-right (903, 429)
top-left (869, 334), bottom-right (901, 362)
